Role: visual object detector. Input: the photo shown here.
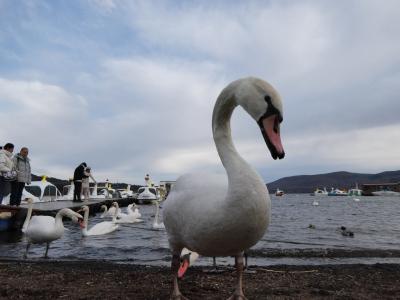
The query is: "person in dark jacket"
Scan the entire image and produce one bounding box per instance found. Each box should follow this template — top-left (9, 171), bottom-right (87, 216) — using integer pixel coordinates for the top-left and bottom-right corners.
top-left (10, 147), bottom-right (31, 206)
top-left (73, 162), bottom-right (87, 202)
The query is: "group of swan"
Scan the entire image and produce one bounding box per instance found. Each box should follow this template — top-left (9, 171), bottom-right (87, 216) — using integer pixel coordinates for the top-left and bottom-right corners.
top-left (21, 200), bottom-right (145, 257)
top-left (100, 202), bottom-right (142, 223)
top-left (163, 77), bottom-right (285, 299)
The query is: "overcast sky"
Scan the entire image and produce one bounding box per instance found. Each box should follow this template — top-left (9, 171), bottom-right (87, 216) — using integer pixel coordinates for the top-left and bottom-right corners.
top-left (1, 0), bottom-right (399, 185)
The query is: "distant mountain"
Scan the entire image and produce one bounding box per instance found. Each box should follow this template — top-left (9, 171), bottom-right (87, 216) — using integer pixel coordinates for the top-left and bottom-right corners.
top-left (267, 170), bottom-right (400, 194)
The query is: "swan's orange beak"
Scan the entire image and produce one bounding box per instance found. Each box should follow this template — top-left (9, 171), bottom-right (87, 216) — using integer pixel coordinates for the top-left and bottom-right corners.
top-left (78, 218), bottom-right (85, 229)
top-left (178, 254), bottom-right (190, 278)
top-left (259, 114), bottom-right (285, 160)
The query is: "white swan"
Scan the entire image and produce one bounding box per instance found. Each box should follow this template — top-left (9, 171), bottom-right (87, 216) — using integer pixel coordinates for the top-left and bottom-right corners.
top-left (79, 204), bottom-right (119, 236)
top-left (22, 198), bottom-right (83, 258)
top-left (312, 200), bottom-right (319, 206)
top-left (163, 77), bottom-right (285, 299)
top-left (113, 202), bottom-right (142, 224)
top-left (127, 203), bottom-right (142, 219)
top-left (100, 203), bottom-right (121, 219)
top-left (152, 200), bottom-right (165, 230)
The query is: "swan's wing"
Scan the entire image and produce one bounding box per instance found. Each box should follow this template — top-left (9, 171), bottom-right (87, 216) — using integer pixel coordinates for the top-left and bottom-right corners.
top-left (25, 216), bottom-right (60, 242)
top-left (163, 173), bottom-right (227, 249)
top-left (26, 216), bottom-right (56, 235)
top-left (86, 221), bottom-right (119, 235)
top-left (106, 207), bottom-right (116, 217)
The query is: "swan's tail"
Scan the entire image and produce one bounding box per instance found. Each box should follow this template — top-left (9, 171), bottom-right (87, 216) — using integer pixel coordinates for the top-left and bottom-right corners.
top-left (178, 248), bottom-right (199, 278)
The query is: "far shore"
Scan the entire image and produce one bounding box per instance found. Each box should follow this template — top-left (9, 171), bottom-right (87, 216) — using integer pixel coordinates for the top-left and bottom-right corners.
top-left (0, 260), bottom-right (399, 299)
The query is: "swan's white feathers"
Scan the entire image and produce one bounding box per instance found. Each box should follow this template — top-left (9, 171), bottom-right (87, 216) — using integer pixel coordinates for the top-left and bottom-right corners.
top-left (164, 172), bottom-right (268, 256)
top-left (163, 77), bottom-right (280, 258)
top-left (85, 221), bottom-right (119, 236)
top-left (81, 205), bottom-right (119, 236)
top-left (25, 216), bottom-right (63, 243)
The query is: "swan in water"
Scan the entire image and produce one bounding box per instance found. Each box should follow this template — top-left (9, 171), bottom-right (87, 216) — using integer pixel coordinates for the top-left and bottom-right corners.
top-left (100, 204), bottom-right (121, 219)
top-left (312, 200), bottom-right (319, 206)
top-left (163, 77), bottom-right (285, 299)
top-left (152, 200), bottom-right (165, 230)
top-left (113, 202), bottom-right (142, 224)
top-left (79, 204), bottom-right (119, 236)
top-left (127, 203), bottom-right (142, 219)
top-left (22, 198), bottom-right (83, 258)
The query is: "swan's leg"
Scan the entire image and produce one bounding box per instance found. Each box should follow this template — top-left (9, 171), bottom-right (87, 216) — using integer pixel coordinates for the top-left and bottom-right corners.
top-left (170, 252), bottom-right (188, 300)
top-left (227, 253), bottom-right (247, 300)
top-left (243, 252), bottom-right (255, 274)
top-left (23, 243), bottom-right (31, 259)
top-left (44, 242), bottom-right (50, 259)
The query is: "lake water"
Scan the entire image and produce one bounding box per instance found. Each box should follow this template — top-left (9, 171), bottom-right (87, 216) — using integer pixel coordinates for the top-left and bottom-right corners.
top-left (1, 194), bottom-right (399, 266)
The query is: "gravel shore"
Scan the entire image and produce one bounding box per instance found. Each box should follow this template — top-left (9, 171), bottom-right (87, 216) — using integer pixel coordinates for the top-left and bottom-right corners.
top-left (0, 260), bottom-right (399, 299)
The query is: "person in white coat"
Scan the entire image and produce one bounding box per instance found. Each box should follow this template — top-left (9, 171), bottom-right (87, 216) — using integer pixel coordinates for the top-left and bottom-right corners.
top-left (0, 143), bottom-right (15, 204)
top-left (82, 166), bottom-right (96, 200)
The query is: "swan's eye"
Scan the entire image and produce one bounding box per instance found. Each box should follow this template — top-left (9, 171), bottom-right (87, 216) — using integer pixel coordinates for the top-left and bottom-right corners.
top-left (264, 95), bottom-right (271, 104)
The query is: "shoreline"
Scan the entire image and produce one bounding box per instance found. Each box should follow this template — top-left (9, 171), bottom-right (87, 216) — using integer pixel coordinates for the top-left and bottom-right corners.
top-left (0, 260), bottom-right (399, 299)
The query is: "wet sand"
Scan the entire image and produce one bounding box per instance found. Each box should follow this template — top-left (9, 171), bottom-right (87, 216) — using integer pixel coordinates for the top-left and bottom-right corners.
top-left (0, 260), bottom-right (399, 299)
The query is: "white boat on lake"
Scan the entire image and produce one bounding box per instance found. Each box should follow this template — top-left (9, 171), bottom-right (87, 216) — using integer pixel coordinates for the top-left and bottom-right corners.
top-left (328, 188), bottom-right (348, 196)
top-left (313, 187), bottom-right (328, 196)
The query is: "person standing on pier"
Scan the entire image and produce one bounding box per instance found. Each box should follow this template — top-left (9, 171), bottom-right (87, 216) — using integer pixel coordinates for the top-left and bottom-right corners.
top-left (0, 143), bottom-right (15, 204)
top-left (10, 147), bottom-right (31, 206)
top-left (73, 162), bottom-right (87, 202)
top-left (82, 166), bottom-right (96, 201)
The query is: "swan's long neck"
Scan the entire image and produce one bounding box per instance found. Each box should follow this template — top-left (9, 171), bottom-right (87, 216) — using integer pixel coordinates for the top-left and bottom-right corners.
top-left (22, 201), bottom-right (33, 232)
top-left (212, 89), bottom-right (266, 196)
top-left (112, 205), bottom-right (118, 222)
top-left (83, 209), bottom-right (89, 234)
top-left (55, 209), bottom-right (68, 229)
top-left (154, 203), bottom-right (160, 224)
